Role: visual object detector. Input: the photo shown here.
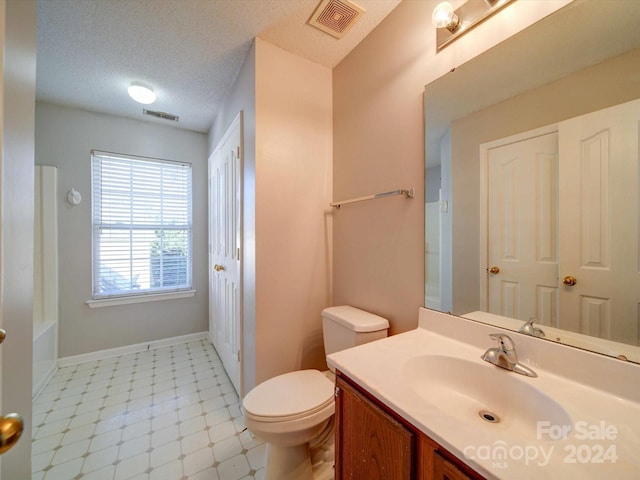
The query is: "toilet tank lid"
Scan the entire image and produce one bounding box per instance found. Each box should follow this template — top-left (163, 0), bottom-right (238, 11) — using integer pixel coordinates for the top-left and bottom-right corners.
top-left (322, 305), bottom-right (389, 332)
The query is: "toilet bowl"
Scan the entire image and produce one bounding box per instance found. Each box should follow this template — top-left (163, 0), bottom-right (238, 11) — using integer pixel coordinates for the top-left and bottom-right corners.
top-left (243, 370), bottom-right (335, 447)
top-left (242, 306), bottom-right (389, 480)
top-left (243, 370), bottom-right (335, 479)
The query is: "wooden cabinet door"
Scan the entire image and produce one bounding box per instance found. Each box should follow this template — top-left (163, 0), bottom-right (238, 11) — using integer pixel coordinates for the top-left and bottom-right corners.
top-left (432, 452), bottom-right (473, 480)
top-left (335, 376), bottom-right (414, 479)
top-left (417, 433), bottom-right (482, 480)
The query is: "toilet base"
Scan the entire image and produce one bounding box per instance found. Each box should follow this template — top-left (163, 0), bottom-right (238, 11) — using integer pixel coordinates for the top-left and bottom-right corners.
top-left (264, 442), bottom-right (313, 480)
top-left (261, 419), bottom-right (335, 480)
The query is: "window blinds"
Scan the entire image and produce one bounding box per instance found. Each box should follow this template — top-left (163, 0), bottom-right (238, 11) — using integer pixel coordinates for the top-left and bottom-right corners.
top-left (91, 151), bottom-right (192, 298)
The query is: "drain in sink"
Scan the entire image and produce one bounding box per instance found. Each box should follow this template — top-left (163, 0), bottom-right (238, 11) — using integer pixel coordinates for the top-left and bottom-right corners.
top-left (479, 410), bottom-right (501, 423)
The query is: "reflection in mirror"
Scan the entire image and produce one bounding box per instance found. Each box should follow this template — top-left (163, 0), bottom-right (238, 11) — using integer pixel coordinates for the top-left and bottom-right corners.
top-left (424, 0), bottom-right (640, 363)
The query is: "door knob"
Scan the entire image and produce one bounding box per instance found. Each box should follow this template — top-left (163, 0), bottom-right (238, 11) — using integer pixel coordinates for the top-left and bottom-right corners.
top-left (0, 328), bottom-right (5, 344)
top-left (488, 266), bottom-right (500, 275)
top-left (214, 264), bottom-right (225, 272)
top-left (0, 413), bottom-right (24, 455)
top-left (562, 275), bottom-right (577, 286)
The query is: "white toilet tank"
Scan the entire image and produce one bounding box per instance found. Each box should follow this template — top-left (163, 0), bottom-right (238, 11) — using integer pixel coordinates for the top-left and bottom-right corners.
top-left (322, 306), bottom-right (389, 362)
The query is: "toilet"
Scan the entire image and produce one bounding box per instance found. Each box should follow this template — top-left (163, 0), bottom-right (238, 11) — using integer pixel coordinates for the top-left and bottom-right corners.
top-left (242, 305), bottom-right (389, 480)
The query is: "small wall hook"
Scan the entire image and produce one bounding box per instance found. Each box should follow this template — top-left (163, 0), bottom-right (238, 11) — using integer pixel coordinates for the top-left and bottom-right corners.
top-left (67, 188), bottom-right (82, 206)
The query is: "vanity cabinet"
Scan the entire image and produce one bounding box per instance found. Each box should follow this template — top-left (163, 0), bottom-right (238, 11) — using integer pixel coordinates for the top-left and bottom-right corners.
top-left (335, 373), bottom-right (484, 480)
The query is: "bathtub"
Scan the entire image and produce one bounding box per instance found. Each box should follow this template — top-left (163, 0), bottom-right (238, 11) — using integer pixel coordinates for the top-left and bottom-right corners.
top-left (33, 321), bottom-right (58, 398)
top-left (33, 165), bottom-right (59, 398)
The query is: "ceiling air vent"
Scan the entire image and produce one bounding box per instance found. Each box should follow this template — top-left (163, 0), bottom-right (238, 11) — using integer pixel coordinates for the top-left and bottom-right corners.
top-left (143, 109), bottom-right (179, 122)
top-left (308, 0), bottom-right (365, 39)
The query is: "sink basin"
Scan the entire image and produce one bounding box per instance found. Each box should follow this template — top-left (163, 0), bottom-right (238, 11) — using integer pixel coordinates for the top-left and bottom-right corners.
top-left (402, 355), bottom-right (572, 441)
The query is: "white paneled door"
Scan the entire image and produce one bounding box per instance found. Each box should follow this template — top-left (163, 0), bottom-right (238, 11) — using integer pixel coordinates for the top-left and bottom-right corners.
top-left (558, 99), bottom-right (640, 344)
top-left (209, 113), bottom-right (243, 394)
top-left (484, 131), bottom-right (559, 325)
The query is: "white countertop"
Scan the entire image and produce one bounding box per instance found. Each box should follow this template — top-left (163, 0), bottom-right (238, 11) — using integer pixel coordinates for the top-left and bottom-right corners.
top-left (327, 308), bottom-right (640, 479)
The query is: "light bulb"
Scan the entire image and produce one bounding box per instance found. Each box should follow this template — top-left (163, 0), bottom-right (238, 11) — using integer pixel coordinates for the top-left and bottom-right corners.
top-left (432, 2), bottom-right (460, 32)
top-left (128, 82), bottom-right (157, 105)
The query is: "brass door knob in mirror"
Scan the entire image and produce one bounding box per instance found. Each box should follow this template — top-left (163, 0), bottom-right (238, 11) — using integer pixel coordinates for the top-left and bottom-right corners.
top-left (488, 266), bottom-right (500, 275)
top-left (562, 275), bottom-right (577, 286)
top-left (0, 413), bottom-right (24, 455)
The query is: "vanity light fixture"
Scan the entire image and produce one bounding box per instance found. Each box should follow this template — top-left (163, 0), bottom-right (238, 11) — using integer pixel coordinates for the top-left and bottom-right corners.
top-left (432, 2), bottom-right (460, 32)
top-left (127, 82), bottom-right (157, 105)
top-left (432, 0), bottom-right (516, 51)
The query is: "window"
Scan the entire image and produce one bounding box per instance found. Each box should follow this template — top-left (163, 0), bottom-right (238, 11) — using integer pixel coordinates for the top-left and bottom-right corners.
top-left (91, 151), bottom-right (192, 299)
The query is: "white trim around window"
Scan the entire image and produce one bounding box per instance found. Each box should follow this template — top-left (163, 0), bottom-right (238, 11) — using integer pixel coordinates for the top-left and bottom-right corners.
top-left (86, 289), bottom-right (196, 308)
top-left (91, 150), bottom-right (193, 300)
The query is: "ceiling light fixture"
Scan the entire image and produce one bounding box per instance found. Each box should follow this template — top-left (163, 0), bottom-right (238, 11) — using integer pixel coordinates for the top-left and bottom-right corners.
top-left (432, 0), bottom-right (516, 52)
top-left (128, 82), bottom-right (157, 105)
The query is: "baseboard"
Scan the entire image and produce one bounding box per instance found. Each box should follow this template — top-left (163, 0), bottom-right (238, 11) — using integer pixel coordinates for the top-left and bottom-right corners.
top-left (58, 331), bottom-right (209, 367)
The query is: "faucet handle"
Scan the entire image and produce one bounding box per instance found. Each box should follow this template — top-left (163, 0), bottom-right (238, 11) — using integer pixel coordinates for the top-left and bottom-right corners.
top-left (489, 333), bottom-right (516, 351)
top-left (519, 318), bottom-right (545, 337)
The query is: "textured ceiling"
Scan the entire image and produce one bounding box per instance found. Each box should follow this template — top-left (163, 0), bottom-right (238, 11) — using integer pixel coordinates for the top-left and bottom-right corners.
top-left (36, 0), bottom-right (401, 133)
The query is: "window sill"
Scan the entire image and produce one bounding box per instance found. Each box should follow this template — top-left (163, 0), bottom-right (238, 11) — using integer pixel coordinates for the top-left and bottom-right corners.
top-left (86, 290), bottom-right (196, 308)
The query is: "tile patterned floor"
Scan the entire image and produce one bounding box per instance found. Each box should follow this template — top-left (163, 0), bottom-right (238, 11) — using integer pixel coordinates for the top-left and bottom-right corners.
top-left (32, 339), bottom-right (265, 480)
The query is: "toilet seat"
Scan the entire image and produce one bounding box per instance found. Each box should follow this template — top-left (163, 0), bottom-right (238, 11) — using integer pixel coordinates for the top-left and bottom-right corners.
top-left (243, 369), bottom-right (334, 423)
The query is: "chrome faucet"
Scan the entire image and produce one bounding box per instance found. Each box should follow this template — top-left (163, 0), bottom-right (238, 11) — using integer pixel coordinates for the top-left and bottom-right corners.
top-left (519, 317), bottom-right (545, 338)
top-left (482, 333), bottom-right (537, 377)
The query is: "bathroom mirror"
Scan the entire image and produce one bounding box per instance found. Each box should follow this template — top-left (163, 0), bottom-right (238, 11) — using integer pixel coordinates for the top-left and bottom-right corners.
top-left (424, 0), bottom-right (640, 363)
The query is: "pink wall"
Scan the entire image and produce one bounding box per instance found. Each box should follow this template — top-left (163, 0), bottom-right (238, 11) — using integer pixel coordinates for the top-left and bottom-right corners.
top-left (332, 0), bottom-right (570, 334)
top-left (255, 39), bottom-right (333, 384)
